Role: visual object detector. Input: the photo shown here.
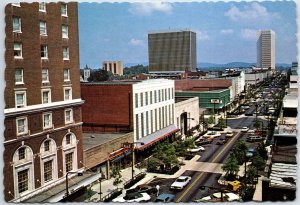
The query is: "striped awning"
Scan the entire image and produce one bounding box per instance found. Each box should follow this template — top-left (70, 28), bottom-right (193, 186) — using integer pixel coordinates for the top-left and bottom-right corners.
top-left (135, 125), bottom-right (179, 151)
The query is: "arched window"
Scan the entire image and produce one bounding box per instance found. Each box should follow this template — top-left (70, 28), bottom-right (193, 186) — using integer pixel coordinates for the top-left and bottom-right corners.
top-left (40, 138), bottom-right (57, 185)
top-left (12, 146), bottom-right (34, 198)
top-left (62, 133), bottom-right (77, 174)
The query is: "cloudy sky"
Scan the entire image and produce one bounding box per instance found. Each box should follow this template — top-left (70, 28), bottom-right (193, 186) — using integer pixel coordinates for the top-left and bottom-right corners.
top-left (78, 1), bottom-right (297, 68)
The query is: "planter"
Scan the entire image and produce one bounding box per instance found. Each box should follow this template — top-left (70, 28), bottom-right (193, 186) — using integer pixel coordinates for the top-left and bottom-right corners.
top-left (123, 172), bottom-right (146, 189)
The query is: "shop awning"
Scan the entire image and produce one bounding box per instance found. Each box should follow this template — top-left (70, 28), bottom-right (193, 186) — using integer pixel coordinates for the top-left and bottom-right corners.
top-left (109, 147), bottom-right (131, 161)
top-left (135, 125), bottom-right (179, 151)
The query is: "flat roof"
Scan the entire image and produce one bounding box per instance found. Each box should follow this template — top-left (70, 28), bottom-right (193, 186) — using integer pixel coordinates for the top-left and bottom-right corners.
top-left (148, 29), bottom-right (195, 34)
top-left (175, 96), bottom-right (198, 103)
top-left (83, 132), bottom-right (130, 150)
top-left (176, 88), bottom-right (229, 94)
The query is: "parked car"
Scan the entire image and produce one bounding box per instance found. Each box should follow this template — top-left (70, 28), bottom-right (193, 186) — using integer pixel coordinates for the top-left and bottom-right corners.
top-left (241, 127), bottom-right (249, 132)
top-left (246, 135), bottom-right (263, 142)
top-left (170, 176), bottom-right (192, 190)
top-left (247, 129), bottom-right (255, 134)
top-left (155, 193), bottom-right (175, 202)
top-left (126, 184), bottom-right (157, 195)
top-left (226, 131), bottom-right (234, 138)
top-left (195, 138), bottom-right (213, 146)
top-left (188, 145), bottom-right (205, 153)
top-left (203, 131), bottom-right (221, 138)
top-left (112, 192), bottom-right (151, 202)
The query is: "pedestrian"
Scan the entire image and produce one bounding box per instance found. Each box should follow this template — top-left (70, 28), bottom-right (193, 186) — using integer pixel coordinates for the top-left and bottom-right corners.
top-left (156, 184), bottom-right (160, 197)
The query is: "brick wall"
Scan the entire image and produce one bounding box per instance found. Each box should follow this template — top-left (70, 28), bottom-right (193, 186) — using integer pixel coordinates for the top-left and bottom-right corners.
top-left (81, 84), bottom-right (134, 132)
top-left (175, 79), bottom-right (232, 91)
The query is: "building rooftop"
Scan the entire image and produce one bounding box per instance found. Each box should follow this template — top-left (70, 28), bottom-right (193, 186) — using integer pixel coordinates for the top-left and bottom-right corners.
top-left (269, 163), bottom-right (296, 190)
top-left (148, 29), bottom-right (195, 34)
top-left (283, 94), bottom-right (298, 108)
top-left (82, 132), bottom-right (130, 150)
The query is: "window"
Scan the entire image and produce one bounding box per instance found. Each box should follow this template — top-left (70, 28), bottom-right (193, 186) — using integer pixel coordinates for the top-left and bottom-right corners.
top-left (64, 69), bottom-right (70, 81)
top-left (41, 68), bottom-right (49, 82)
top-left (44, 140), bottom-right (50, 152)
top-left (150, 91), bottom-right (153, 104)
top-left (39, 2), bottom-right (46, 12)
top-left (66, 134), bottom-right (71, 144)
top-left (171, 88), bottom-right (174, 99)
top-left (14, 43), bottom-right (22, 58)
top-left (65, 109), bottom-right (73, 124)
top-left (61, 3), bottom-right (67, 16)
top-left (162, 89), bottom-right (164, 101)
top-left (135, 114), bottom-right (139, 140)
top-left (15, 69), bottom-right (23, 84)
top-left (64, 87), bottom-right (72, 101)
top-left (62, 25), bottom-right (68, 38)
top-left (18, 169), bottom-right (29, 194)
top-left (16, 117), bottom-right (28, 135)
top-left (42, 89), bottom-right (51, 104)
top-left (140, 93), bottom-right (143, 107)
top-left (39, 21), bottom-right (47, 36)
top-left (13, 17), bottom-right (21, 32)
top-left (18, 147), bottom-right (26, 160)
top-left (63, 47), bottom-right (69, 60)
top-left (15, 91), bottom-right (26, 108)
top-left (65, 153), bottom-right (73, 172)
top-left (44, 160), bottom-right (53, 182)
top-left (41, 45), bottom-right (48, 59)
top-left (145, 92), bottom-right (148, 105)
top-left (168, 88), bottom-right (171, 100)
top-left (158, 90), bottom-right (161, 102)
top-left (141, 113), bottom-right (144, 137)
top-left (154, 90), bottom-right (157, 103)
top-left (135, 93), bottom-right (138, 108)
top-left (43, 113), bottom-right (52, 129)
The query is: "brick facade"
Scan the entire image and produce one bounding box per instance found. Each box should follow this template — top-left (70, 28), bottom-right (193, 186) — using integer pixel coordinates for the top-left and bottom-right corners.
top-left (175, 79), bottom-right (232, 91)
top-left (81, 83), bottom-right (134, 132)
top-left (4, 2), bottom-right (83, 202)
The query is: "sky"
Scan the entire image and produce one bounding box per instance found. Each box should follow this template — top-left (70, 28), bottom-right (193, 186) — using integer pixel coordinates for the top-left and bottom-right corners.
top-left (78, 1), bottom-right (297, 69)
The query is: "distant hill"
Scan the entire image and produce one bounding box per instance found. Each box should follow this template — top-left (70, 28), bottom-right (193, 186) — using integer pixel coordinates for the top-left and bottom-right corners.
top-left (123, 62), bottom-right (291, 69)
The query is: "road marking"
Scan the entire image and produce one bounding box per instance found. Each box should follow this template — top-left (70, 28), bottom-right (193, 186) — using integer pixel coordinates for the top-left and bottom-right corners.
top-left (176, 131), bottom-right (241, 202)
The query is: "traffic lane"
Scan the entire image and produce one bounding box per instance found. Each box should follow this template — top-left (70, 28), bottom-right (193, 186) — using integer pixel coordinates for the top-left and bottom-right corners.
top-left (177, 172), bottom-right (223, 202)
top-left (227, 117), bottom-right (256, 129)
top-left (147, 170), bottom-right (197, 202)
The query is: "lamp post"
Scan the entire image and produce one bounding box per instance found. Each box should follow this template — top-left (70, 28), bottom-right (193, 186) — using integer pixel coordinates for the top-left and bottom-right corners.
top-left (122, 142), bottom-right (144, 180)
top-left (98, 173), bottom-right (105, 201)
top-left (65, 171), bottom-right (84, 198)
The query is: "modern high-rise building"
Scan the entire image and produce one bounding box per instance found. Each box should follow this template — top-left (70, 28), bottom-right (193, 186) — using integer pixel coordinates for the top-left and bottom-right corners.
top-left (257, 30), bottom-right (275, 69)
top-left (4, 2), bottom-right (86, 202)
top-left (148, 30), bottom-right (197, 73)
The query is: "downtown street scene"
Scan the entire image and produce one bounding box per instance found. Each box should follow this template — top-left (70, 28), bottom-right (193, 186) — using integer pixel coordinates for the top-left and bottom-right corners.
top-left (2, 1), bottom-right (297, 203)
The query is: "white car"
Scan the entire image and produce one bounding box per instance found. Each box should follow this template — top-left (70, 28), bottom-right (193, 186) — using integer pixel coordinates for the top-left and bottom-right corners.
top-left (226, 131), bottom-right (234, 138)
top-left (112, 192), bottom-right (151, 203)
top-left (241, 127), bottom-right (249, 132)
top-left (170, 176), bottom-right (192, 190)
top-left (188, 145), bottom-right (205, 153)
top-left (247, 129), bottom-right (255, 134)
top-left (203, 131), bottom-right (221, 138)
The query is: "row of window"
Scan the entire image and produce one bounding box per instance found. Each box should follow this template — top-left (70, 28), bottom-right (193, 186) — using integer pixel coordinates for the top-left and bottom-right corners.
top-left (135, 88), bottom-right (174, 108)
top-left (14, 133), bottom-right (76, 196)
top-left (14, 43), bottom-right (70, 60)
top-left (16, 109), bottom-right (74, 135)
top-left (15, 68), bottom-right (70, 85)
top-left (12, 3), bottom-right (68, 16)
top-left (135, 104), bottom-right (174, 140)
top-left (13, 16), bottom-right (69, 38)
top-left (15, 87), bottom-right (72, 108)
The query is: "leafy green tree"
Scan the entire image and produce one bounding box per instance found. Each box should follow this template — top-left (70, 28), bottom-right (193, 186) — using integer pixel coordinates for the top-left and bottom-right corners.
top-left (256, 142), bottom-right (268, 160)
top-left (175, 139), bottom-right (195, 157)
top-left (222, 154), bottom-right (240, 180)
top-left (147, 159), bottom-right (158, 172)
top-left (232, 140), bottom-right (249, 165)
top-left (88, 69), bottom-right (111, 82)
top-left (84, 186), bottom-right (95, 201)
top-left (111, 166), bottom-right (122, 187)
top-left (153, 141), bottom-right (179, 169)
top-left (207, 115), bottom-right (215, 124)
top-left (218, 117), bottom-right (226, 128)
top-left (246, 165), bottom-right (257, 187)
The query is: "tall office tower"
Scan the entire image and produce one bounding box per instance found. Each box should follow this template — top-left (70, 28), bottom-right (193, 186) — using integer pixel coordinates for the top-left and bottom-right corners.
top-left (4, 2), bottom-right (84, 202)
top-left (257, 30), bottom-right (276, 69)
top-left (148, 30), bottom-right (197, 73)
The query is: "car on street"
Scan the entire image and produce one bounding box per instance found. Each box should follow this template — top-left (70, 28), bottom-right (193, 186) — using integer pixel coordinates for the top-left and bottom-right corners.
top-left (126, 184), bottom-right (158, 195)
top-left (155, 193), bottom-right (175, 202)
top-left (112, 192), bottom-right (151, 202)
top-left (226, 131), bottom-right (234, 138)
top-left (170, 176), bottom-right (192, 190)
top-left (203, 131), bottom-right (221, 138)
top-left (188, 145), bottom-right (205, 153)
top-left (247, 129), bottom-right (255, 134)
top-left (246, 135), bottom-right (263, 142)
top-left (241, 127), bottom-right (249, 132)
top-left (216, 138), bottom-right (228, 145)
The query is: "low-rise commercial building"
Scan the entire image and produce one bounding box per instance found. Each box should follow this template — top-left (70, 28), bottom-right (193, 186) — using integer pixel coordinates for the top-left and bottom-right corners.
top-left (103, 61), bottom-right (123, 75)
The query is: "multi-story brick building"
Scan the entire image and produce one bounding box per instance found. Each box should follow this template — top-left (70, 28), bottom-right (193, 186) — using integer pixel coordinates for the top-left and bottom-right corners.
top-left (4, 2), bottom-right (85, 202)
top-left (81, 79), bottom-right (179, 158)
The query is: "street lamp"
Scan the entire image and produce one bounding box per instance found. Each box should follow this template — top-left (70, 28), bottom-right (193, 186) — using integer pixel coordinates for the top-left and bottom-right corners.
top-left (98, 173), bottom-right (105, 201)
top-left (65, 171), bottom-right (84, 198)
top-left (122, 142), bottom-right (144, 180)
